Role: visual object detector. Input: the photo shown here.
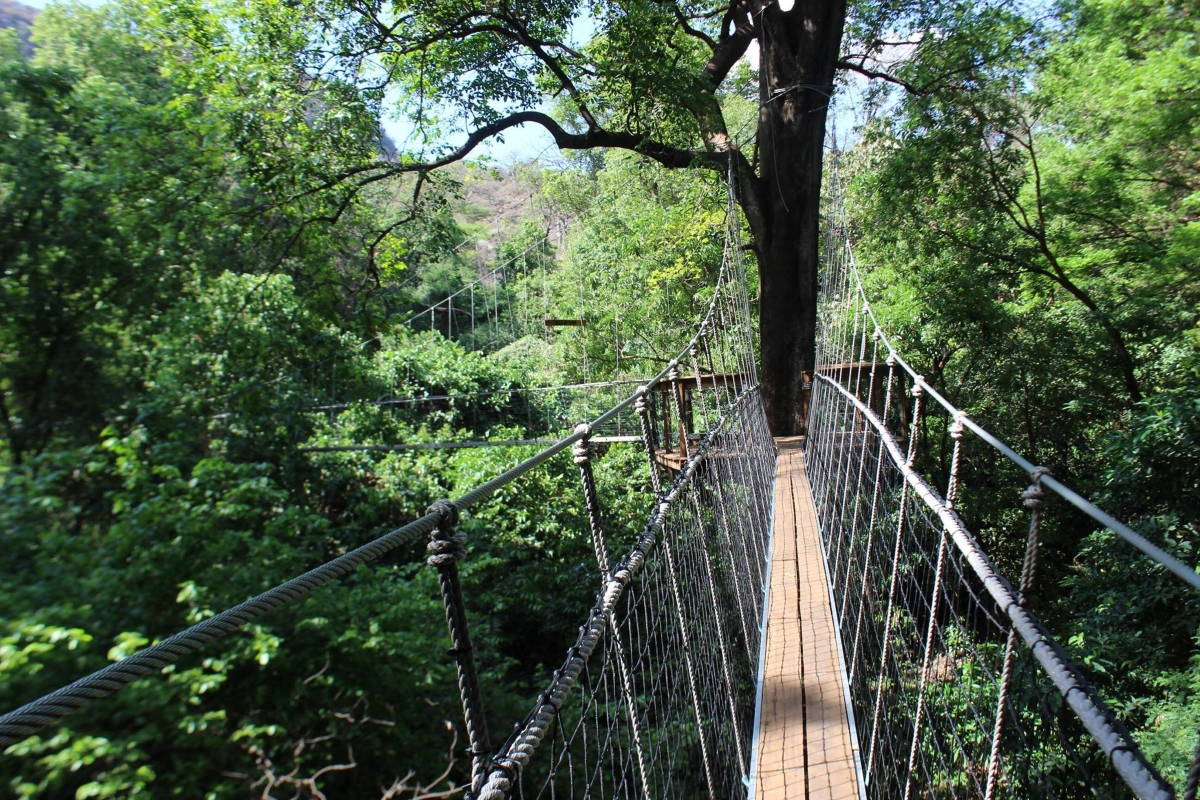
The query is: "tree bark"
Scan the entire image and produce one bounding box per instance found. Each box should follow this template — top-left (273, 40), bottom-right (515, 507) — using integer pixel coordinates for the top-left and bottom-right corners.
top-left (750, 0), bottom-right (846, 437)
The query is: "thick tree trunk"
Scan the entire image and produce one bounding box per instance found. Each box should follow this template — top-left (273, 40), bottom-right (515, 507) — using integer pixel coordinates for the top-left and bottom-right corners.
top-left (750, 0), bottom-right (846, 436)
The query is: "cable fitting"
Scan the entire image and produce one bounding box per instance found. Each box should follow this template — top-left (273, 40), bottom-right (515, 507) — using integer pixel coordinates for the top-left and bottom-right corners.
top-left (1023, 467), bottom-right (1050, 510)
top-left (426, 500), bottom-right (466, 567)
top-left (949, 412), bottom-right (966, 440)
top-left (427, 499), bottom-right (460, 527)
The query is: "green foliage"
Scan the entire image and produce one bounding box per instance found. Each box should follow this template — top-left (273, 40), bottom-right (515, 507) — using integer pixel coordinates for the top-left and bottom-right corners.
top-left (847, 0), bottom-right (1200, 784)
top-left (550, 152), bottom-right (737, 381)
top-left (0, 2), bottom-right (669, 796)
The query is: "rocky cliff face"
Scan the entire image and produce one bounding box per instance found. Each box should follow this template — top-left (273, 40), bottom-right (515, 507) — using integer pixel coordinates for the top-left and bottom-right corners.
top-left (0, 0), bottom-right (37, 58)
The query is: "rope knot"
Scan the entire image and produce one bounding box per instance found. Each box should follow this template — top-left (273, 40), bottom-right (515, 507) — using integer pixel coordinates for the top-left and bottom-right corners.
top-left (427, 499), bottom-right (459, 527)
top-left (572, 423), bottom-right (594, 464)
top-left (426, 500), bottom-right (466, 567)
top-left (911, 377), bottom-right (925, 397)
top-left (886, 352), bottom-right (897, 368)
top-left (1022, 467), bottom-right (1050, 510)
top-left (873, 327), bottom-right (882, 341)
top-left (427, 531), bottom-right (468, 567)
top-left (634, 385), bottom-right (651, 414)
top-left (949, 412), bottom-right (966, 440)
top-left (572, 439), bottom-right (594, 465)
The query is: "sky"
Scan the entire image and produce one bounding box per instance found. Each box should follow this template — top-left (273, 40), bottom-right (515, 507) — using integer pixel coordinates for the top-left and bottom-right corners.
top-left (19, 0), bottom-right (864, 165)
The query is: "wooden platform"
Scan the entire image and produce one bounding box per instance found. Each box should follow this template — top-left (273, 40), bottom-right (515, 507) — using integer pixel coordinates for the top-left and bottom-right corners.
top-left (753, 437), bottom-right (861, 800)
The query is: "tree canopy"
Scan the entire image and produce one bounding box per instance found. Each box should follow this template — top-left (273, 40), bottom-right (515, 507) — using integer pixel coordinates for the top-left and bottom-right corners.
top-left (1, 0), bottom-right (1198, 795)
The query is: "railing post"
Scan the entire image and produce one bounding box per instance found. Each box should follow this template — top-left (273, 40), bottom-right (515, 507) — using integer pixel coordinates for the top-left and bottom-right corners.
top-left (865, 378), bottom-right (924, 784)
top-left (903, 411), bottom-right (965, 800)
top-left (573, 424), bottom-right (611, 576)
top-left (667, 360), bottom-right (689, 458)
top-left (984, 466), bottom-right (1048, 800)
top-left (636, 386), bottom-right (664, 497)
top-left (426, 500), bottom-right (491, 798)
top-left (572, 424), bottom-right (652, 798)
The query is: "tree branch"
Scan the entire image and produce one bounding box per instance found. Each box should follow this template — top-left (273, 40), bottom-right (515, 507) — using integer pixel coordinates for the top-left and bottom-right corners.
top-left (836, 59), bottom-right (926, 96)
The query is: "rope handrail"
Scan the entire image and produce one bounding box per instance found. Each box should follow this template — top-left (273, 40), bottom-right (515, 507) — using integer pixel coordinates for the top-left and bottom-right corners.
top-left (828, 177), bottom-right (1200, 593)
top-left (815, 372), bottom-right (1172, 799)
top-left (812, 162), bottom-right (1194, 798)
top-left (0, 184), bottom-right (749, 748)
top-left (398, 234), bottom-right (553, 328)
top-left (476, 385), bottom-right (760, 799)
top-left (309, 378), bottom-right (647, 412)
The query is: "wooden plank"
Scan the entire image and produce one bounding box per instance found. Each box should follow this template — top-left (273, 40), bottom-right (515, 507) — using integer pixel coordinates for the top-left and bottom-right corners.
top-left (755, 437), bottom-right (860, 800)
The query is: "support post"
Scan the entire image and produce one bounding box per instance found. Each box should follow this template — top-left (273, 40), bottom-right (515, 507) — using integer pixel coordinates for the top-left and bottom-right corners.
top-left (636, 386), bottom-right (664, 497)
top-left (427, 500), bottom-right (491, 798)
top-left (984, 467), bottom-right (1048, 800)
top-left (572, 424), bottom-right (652, 798)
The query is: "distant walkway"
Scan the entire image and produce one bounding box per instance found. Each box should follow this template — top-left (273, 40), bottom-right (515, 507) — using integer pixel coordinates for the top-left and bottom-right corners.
top-left (755, 437), bottom-right (861, 800)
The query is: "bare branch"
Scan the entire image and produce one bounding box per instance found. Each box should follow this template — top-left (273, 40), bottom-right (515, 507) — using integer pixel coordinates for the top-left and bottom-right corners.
top-left (836, 59), bottom-right (926, 96)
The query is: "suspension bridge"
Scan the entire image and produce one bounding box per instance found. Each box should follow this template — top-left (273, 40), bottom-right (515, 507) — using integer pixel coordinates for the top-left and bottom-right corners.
top-left (1, 175), bottom-right (1197, 800)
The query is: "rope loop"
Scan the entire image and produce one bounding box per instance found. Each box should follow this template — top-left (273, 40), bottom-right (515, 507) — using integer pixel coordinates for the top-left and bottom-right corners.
top-left (491, 756), bottom-right (519, 781)
top-left (537, 692), bottom-right (562, 715)
top-left (426, 500), bottom-right (466, 567)
top-left (572, 423), bottom-right (594, 465)
top-left (427, 499), bottom-right (460, 528)
top-left (1023, 467), bottom-right (1050, 510)
top-left (634, 387), bottom-right (650, 414)
top-left (949, 412), bottom-right (966, 440)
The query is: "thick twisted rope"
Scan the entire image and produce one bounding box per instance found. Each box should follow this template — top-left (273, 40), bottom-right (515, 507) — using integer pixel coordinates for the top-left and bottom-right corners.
top-left (573, 424), bottom-right (611, 577)
top-left (816, 373), bottom-right (1173, 800)
top-left (476, 391), bottom-right (753, 800)
top-left (0, 511), bottom-right (442, 747)
top-left (984, 466), bottom-right (1049, 800)
top-left (426, 500), bottom-right (492, 797)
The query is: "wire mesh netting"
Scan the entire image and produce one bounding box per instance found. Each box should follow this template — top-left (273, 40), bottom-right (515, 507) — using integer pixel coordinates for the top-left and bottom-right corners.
top-left (806, 176), bottom-right (1176, 800)
top-left (473, 171), bottom-right (779, 800)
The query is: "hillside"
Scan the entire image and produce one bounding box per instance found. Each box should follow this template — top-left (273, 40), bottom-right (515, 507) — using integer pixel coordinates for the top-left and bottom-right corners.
top-left (0, 0), bottom-right (37, 57)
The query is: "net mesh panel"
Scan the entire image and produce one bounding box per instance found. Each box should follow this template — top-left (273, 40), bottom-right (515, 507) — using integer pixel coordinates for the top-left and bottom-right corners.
top-left (513, 400), bottom-right (774, 800)
top-left (478, 189), bottom-right (777, 799)
top-left (806, 181), bottom-right (1159, 800)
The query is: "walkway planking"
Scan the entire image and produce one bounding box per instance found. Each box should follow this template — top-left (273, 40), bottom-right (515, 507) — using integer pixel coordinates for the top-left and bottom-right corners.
top-left (754, 437), bottom-right (861, 800)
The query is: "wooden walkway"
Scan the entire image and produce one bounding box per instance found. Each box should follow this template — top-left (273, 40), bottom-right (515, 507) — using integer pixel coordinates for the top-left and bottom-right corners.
top-left (754, 437), bottom-right (861, 800)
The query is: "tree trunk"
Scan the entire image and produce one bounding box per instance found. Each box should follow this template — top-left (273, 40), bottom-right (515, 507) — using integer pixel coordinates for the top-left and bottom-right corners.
top-left (751, 0), bottom-right (846, 436)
